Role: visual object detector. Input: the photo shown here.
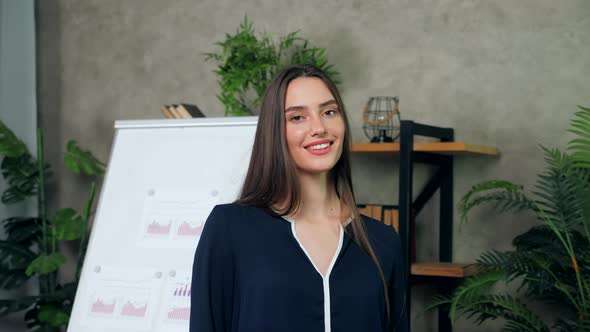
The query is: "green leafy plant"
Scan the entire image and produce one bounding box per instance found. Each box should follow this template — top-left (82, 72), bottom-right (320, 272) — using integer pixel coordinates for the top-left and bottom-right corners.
top-left (0, 119), bottom-right (105, 331)
top-left (205, 16), bottom-right (340, 116)
top-left (429, 105), bottom-right (590, 331)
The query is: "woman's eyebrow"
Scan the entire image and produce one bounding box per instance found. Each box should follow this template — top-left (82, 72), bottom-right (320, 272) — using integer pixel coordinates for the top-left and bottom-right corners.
top-left (319, 99), bottom-right (338, 108)
top-left (285, 99), bottom-right (338, 112)
top-left (285, 105), bottom-right (306, 113)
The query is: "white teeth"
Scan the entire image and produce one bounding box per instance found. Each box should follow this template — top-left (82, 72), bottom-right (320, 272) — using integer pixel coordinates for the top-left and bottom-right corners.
top-left (308, 143), bottom-right (330, 150)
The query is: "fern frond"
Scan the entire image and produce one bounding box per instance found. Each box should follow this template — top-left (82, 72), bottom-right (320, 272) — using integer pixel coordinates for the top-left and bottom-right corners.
top-left (447, 270), bottom-right (506, 323)
top-left (554, 318), bottom-right (578, 332)
top-left (531, 152), bottom-right (589, 238)
top-left (423, 294), bottom-right (452, 312)
top-left (476, 250), bottom-right (548, 279)
top-left (460, 180), bottom-right (524, 211)
top-left (568, 105), bottom-right (590, 169)
top-left (459, 182), bottom-right (534, 224)
top-left (513, 226), bottom-right (567, 252)
top-left (459, 294), bottom-right (549, 332)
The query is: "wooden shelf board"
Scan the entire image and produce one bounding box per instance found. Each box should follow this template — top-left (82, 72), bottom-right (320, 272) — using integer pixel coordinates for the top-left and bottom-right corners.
top-left (351, 142), bottom-right (498, 156)
top-left (411, 262), bottom-right (477, 278)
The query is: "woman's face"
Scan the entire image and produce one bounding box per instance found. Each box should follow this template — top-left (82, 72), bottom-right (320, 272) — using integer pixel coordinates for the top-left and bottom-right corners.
top-left (284, 77), bottom-right (345, 176)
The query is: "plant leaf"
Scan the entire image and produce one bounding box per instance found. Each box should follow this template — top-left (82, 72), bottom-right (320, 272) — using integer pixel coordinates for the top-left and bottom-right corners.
top-left (38, 305), bottom-right (69, 327)
top-left (3, 217), bottom-right (41, 245)
top-left (0, 240), bottom-right (36, 269)
top-left (0, 296), bottom-right (38, 317)
top-left (0, 264), bottom-right (28, 290)
top-left (0, 120), bottom-right (28, 158)
top-left (25, 253), bottom-right (66, 276)
top-left (568, 105), bottom-right (590, 169)
top-left (0, 153), bottom-right (47, 204)
top-left (64, 140), bottom-right (106, 176)
top-left (50, 208), bottom-right (83, 241)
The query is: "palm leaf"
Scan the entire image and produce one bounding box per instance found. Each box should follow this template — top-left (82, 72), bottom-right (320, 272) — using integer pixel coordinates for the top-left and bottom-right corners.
top-left (446, 270), bottom-right (507, 323)
top-left (432, 105), bottom-right (590, 330)
top-left (458, 180), bottom-right (533, 224)
top-left (568, 105), bottom-right (590, 168)
top-left (457, 294), bottom-right (549, 332)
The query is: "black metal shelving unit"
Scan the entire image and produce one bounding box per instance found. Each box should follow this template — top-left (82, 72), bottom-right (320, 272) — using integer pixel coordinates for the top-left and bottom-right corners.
top-left (398, 120), bottom-right (454, 332)
top-left (353, 120), bottom-right (498, 331)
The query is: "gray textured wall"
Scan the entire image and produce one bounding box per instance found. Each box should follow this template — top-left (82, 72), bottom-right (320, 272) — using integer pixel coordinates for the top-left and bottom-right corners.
top-left (35, 0), bottom-right (590, 331)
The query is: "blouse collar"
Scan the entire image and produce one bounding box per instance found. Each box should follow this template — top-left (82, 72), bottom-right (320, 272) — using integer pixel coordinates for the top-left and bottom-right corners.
top-left (279, 214), bottom-right (353, 227)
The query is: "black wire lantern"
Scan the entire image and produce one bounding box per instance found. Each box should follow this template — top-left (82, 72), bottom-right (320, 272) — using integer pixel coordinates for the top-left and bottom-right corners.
top-left (362, 96), bottom-right (401, 143)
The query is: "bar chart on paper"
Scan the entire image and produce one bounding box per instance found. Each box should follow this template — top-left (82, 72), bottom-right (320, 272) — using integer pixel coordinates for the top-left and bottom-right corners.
top-left (157, 270), bottom-right (192, 331)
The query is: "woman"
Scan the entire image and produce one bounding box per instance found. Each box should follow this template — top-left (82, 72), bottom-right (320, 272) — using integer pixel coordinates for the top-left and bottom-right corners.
top-left (190, 64), bottom-right (407, 332)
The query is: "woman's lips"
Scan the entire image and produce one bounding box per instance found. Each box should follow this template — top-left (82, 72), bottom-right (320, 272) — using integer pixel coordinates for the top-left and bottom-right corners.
top-left (305, 142), bottom-right (333, 155)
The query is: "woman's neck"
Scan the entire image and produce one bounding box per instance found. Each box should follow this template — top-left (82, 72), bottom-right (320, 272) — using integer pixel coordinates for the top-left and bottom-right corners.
top-left (292, 171), bottom-right (342, 225)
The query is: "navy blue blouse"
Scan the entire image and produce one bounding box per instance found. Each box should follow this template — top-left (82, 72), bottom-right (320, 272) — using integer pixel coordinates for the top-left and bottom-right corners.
top-left (190, 203), bottom-right (408, 332)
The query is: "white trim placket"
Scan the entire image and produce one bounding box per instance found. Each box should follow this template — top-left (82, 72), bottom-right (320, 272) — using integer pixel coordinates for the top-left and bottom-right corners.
top-left (283, 216), bottom-right (344, 332)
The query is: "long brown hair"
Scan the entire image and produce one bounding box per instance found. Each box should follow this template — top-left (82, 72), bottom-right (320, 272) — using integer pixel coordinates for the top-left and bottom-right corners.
top-left (235, 64), bottom-right (390, 320)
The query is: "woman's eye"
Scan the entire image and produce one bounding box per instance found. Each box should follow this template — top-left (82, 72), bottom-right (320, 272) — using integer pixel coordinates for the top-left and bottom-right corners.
top-left (324, 109), bottom-right (338, 116)
top-left (291, 115), bottom-right (303, 121)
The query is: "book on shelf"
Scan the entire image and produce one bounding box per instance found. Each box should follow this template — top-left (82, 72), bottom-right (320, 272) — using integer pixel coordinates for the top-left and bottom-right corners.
top-left (161, 104), bottom-right (205, 119)
top-left (161, 106), bottom-right (174, 119)
top-left (358, 205), bottom-right (398, 232)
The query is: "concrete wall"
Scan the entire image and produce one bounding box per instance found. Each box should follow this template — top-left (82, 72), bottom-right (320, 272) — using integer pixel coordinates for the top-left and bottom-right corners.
top-left (0, 1), bottom-right (37, 331)
top-left (35, 0), bottom-right (590, 331)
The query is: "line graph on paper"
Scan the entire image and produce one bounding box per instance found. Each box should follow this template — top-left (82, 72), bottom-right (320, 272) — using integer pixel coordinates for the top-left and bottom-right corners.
top-left (83, 267), bottom-right (162, 330)
top-left (137, 188), bottom-right (219, 249)
top-left (176, 220), bottom-right (203, 238)
top-left (144, 217), bottom-right (173, 237)
top-left (89, 297), bottom-right (116, 315)
top-left (88, 282), bottom-right (151, 320)
top-left (120, 299), bottom-right (148, 318)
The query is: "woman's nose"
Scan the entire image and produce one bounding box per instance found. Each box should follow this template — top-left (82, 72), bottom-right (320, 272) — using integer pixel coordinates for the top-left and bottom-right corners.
top-left (310, 117), bottom-right (327, 136)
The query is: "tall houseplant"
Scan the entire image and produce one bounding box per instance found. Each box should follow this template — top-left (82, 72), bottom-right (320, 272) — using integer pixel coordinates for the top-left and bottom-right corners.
top-left (205, 16), bottom-right (340, 116)
top-left (0, 120), bottom-right (105, 331)
top-left (429, 105), bottom-right (590, 331)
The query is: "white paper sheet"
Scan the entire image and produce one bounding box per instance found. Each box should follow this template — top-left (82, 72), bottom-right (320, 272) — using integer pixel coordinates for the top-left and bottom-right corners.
top-left (136, 187), bottom-right (220, 249)
top-left (79, 266), bottom-right (164, 331)
top-left (154, 269), bottom-right (192, 331)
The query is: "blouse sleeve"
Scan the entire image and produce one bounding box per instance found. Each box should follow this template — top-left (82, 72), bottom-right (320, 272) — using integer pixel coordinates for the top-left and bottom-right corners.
top-left (388, 228), bottom-right (409, 332)
top-left (190, 205), bottom-right (234, 332)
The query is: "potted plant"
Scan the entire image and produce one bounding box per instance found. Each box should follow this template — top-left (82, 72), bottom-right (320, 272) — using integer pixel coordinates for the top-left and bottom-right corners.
top-left (429, 105), bottom-right (590, 331)
top-left (0, 120), bottom-right (105, 331)
top-left (205, 16), bottom-right (340, 116)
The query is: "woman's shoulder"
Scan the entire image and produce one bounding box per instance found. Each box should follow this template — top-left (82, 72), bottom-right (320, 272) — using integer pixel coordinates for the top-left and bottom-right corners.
top-left (357, 214), bottom-right (403, 270)
top-left (210, 202), bottom-right (270, 217)
top-left (358, 213), bottom-right (401, 247)
top-left (207, 202), bottom-right (277, 228)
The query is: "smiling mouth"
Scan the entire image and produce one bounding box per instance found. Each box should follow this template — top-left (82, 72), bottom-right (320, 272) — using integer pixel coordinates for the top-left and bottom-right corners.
top-left (305, 142), bottom-right (333, 150)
